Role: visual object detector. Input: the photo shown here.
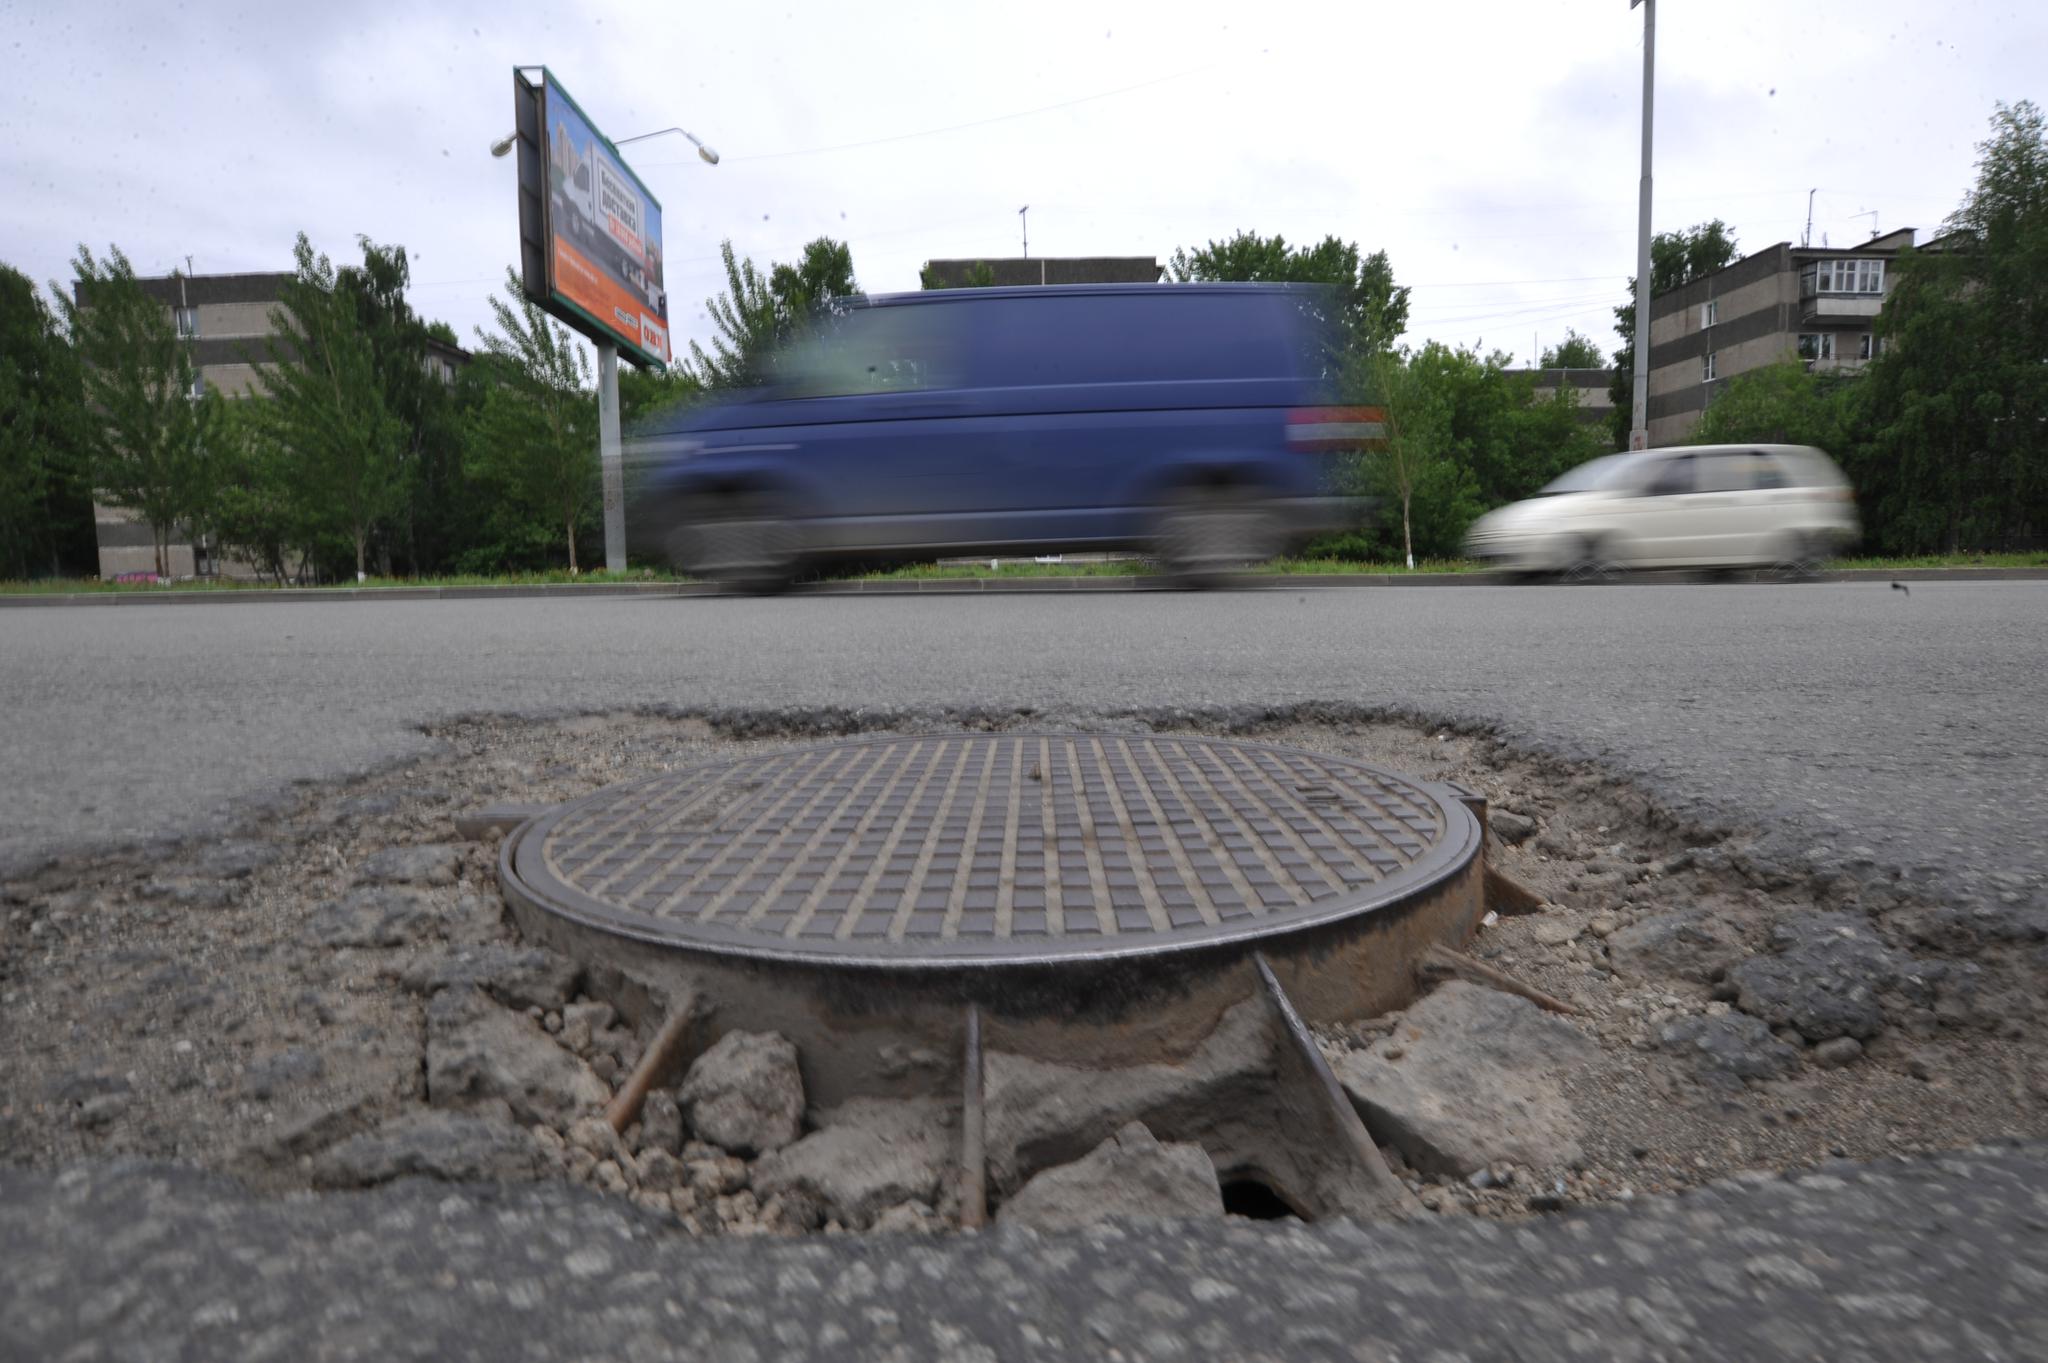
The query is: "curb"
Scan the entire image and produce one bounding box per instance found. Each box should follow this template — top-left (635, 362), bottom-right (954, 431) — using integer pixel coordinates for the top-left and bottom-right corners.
top-left (4, 567), bottom-right (2044, 608)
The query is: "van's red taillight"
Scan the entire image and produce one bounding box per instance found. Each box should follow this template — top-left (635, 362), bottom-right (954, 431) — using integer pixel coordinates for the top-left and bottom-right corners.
top-left (1287, 406), bottom-right (1388, 452)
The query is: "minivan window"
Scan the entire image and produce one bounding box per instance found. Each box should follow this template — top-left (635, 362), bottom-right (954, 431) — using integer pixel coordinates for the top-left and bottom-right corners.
top-left (1537, 453), bottom-right (1638, 496)
top-left (1697, 453), bottom-right (1756, 493)
top-left (775, 304), bottom-right (962, 398)
top-left (1643, 454), bottom-right (1696, 497)
top-left (954, 292), bottom-right (1308, 387)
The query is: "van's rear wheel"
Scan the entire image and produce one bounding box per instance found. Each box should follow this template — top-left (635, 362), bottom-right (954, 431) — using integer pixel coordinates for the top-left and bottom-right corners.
top-left (1560, 538), bottom-right (1620, 584)
top-left (1153, 489), bottom-right (1281, 587)
top-left (666, 492), bottom-right (799, 594)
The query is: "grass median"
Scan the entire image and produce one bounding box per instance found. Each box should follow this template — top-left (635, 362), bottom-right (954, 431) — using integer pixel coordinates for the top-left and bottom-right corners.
top-left (4, 551), bottom-right (2044, 596)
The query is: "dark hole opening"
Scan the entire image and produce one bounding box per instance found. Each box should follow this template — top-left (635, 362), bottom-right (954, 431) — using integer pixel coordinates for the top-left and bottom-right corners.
top-left (1221, 1178), bottom-right (1300, 1220)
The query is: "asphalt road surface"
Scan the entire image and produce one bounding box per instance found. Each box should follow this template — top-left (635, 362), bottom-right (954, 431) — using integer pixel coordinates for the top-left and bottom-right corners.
top-left (6, 581), bottom-right (2044, 904)
top-left (7, 580), bottom-right (2048, 1360)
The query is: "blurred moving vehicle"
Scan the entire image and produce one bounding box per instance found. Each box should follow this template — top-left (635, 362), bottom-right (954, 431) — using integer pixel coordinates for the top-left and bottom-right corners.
top-left (631, 284), bottom-right (1366, 589)
top-left (1462, 444), bottom-right (1858, 580)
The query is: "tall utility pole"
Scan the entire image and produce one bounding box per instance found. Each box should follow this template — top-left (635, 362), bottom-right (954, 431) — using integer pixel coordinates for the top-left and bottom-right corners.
top-left (1630, 0), bottom-right (1655, 452)
top-left (595, 340), bottom-right (625, 574)
top-left (1019, 205), bottom-right (1030, 258)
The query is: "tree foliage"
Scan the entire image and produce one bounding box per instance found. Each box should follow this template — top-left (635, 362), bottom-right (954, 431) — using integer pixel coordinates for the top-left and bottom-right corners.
top-left (0, 265), bottom-right (91, 578)
top-left (1540, 328), bottom-right (1606, 369)
top-left (920, 260), bottom-right (996, 289)
top-left (684, 238), bottom-right (859, 390)
top-left (259, 234), bottom-right (407, 580)
top-left (1688, 358), bottom-right (1852, 449)
top-left (467, 270), bottom-right (600, 571)
top-left (1848, 101), bottom-right (2048, 552)
top-left (1609, 220), bottom-right (1739, 445)
top-left (1170, 231), bottom-right (1409, 361)
top-left (54, 245), bottom-right (215, 576)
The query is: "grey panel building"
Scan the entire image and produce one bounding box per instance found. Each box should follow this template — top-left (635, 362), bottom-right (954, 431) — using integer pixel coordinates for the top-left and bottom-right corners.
top-left (1643, 229), bottom-right (1922, 447)
top-left (90, 271), bottom-right (293, 579)
top-left (1502, 367), bottom-right (1617, 433)
top-left (920, 257), bottom-right (1163, 288)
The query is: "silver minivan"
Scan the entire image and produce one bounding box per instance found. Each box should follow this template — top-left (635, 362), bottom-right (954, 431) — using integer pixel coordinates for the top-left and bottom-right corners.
top-left (1463, 444), bottom-right (1859, 580)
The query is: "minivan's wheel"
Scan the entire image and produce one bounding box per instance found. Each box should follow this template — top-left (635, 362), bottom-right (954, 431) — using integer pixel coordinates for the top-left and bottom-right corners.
top-left (666, 492), bottom-right (800, 593)
top-left (1762, 532), bottom-right (1827, 583)
top-left (1153, 488), bottom-right (1282, 587)
top-left (1559, 538), bottom-right (1620, 584)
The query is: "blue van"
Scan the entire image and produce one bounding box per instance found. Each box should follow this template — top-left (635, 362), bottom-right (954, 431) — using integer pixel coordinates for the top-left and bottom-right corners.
top-left (632, 283), bottom-right (1367, 588)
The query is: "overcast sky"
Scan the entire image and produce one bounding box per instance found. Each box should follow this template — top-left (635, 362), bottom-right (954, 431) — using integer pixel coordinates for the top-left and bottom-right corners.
top-left (4, 0), bottom-right (2039, 372)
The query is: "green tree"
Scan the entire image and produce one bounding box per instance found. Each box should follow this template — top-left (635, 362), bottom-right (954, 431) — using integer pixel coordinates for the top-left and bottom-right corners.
top-left (261, 234), bottom-right (406, 581)
top-left (1853, 101), bottom-right (2048, 552)
top-left (1609, 220), bottom-right (1740, 446)
top-left (53, 245), bottom-right (215, 577)
top-left (468, 270), bottom-right (600, 571)
top-left (1170, 231), bottom-right (1410, 361)
top-left (1539, 328), bottom-right (1606, 369)
top-left (920, 260), bottom-right (996, 289)
top-left (327, 237), bottom-right (463, 576)
top-left (1689, 357), bottom-right (1852, 449)
top-left (685, 237), bottom-right (859, 390)
top-left (206, 395), bottom-right (314, 584)
top-left (0, 266), bottom-right (91, 578)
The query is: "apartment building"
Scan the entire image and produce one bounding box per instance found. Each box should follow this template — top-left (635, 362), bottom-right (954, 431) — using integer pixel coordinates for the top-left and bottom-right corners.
top-left (1503, 366), bottom-right (1617, 433)
top-left (1643, 228), bottom-right (1921, 447)
top-left (91, 271), bottom-right (294, 578)
top-left (91, 272), bottom-right (469, 579)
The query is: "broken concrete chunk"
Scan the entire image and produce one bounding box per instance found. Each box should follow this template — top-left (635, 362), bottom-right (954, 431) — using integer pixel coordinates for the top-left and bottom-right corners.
top-left (752, 1097), bottom-right (953, 1231)
top-left (1490, 810), bottom-right (1537, 845)
top-left (677, 1030), bottom-right (805, 1157)
top-left (311, 886), bottom-right (442, 948)
top-left (997, 1121), bottom-right (1224, 1230)
top-left (1730, 912), bottom-right (1930, 1042)
top-left (242, 1046), bottom-right (325, 1100)
top-left (1658, 1014), bottom-right (1800, 1087)
top-left (313, 1111), bottom-right (544, 1188)
top-left (425, 987), bottom-right (609, 1127)
top-left (982, 994), bottom-right (1270, 1197)
top-left (1604, 908), bottom-right (1751, 985)
top-left (398, 945), bottom-right (582, 1013)
top-left (355, 844), bottom-right (463, 887)
top-left (637, 1091), bottom-right (684, 1154)
top-left (1332, 981), bottom-right (1592, 1179)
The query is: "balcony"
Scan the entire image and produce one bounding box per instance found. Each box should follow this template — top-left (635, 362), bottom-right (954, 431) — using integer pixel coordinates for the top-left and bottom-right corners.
top-left (1799, 260), bottom-right (1887, 323)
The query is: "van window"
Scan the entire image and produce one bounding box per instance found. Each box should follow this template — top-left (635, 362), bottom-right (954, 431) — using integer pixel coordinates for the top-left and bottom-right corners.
top-left (776, 304), bottom-right (962, 398)
top-left (953, 292), bottom-right (1309, 387)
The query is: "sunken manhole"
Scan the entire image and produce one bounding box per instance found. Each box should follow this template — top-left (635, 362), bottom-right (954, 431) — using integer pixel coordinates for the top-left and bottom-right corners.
top-left (501, 733), bottom-right (1482, 1012)
top-left (495, 734), bottom-right (1487, 1224)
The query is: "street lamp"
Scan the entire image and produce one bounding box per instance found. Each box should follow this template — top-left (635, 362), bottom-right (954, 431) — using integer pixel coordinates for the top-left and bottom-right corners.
top-left (615, 126), bottom-right (720, 165)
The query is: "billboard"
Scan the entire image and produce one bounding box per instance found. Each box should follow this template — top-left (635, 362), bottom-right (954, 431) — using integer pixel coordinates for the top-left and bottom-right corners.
top-left (512, 68), bottom-right (669, 368)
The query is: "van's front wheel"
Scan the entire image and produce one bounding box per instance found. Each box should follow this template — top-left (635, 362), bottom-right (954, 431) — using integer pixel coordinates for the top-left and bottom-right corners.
top-left (1153, 488), bottom-right (1282, 587)
top-left (665, 492), bottom-right (800, 594)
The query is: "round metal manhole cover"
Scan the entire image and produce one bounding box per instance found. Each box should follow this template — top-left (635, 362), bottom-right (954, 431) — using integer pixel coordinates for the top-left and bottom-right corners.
top-left (503, 733), bottom-right (1479, 967)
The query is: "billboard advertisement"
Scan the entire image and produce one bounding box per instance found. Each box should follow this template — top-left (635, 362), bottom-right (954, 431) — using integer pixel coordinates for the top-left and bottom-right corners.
top-left (513, 69), bottom-right (669, 368)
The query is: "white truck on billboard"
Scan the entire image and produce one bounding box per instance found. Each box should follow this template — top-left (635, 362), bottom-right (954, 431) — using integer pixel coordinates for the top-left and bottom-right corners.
top-left (553, 143), bottom-right (663, 308)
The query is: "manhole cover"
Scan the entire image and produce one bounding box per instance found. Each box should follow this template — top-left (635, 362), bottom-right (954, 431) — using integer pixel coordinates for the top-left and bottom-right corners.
top-left (503, 733), bottom-right (1480, 967)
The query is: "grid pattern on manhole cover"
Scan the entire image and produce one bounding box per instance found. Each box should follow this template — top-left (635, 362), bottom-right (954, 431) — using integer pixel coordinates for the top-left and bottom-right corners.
top-left (511, 734), bottom-right (1470, 961)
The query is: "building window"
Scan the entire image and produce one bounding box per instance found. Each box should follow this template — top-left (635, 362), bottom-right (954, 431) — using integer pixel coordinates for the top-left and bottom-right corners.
top-left (1797, 333), bottom-right (1836, 362)
top-left (1859, 333), bottom-right (1874, 361)
top-left (1700, 299), bottom-right (1718, 328)
top-left (1702, 352), bottom-right (1717, 382)
top-left (175, 306), bottom-right (199, 338)
top-left (187, 372), bottom-right (206, 400)
top-left (1815, 259), bottom-right (1885, 294)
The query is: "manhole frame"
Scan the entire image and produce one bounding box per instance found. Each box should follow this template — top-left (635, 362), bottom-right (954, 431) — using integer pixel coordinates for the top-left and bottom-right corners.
top-left (498, 731), bottom-right (1483, 973)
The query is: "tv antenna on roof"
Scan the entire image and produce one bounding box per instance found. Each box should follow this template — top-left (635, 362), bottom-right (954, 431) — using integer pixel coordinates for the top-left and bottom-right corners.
top-left (1802, 189), bottom-right (1816, 247)
top-left (1853, 208), bottom-right (1880, 239)
top-left (1019, 205), bottom-right (1029, 259)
